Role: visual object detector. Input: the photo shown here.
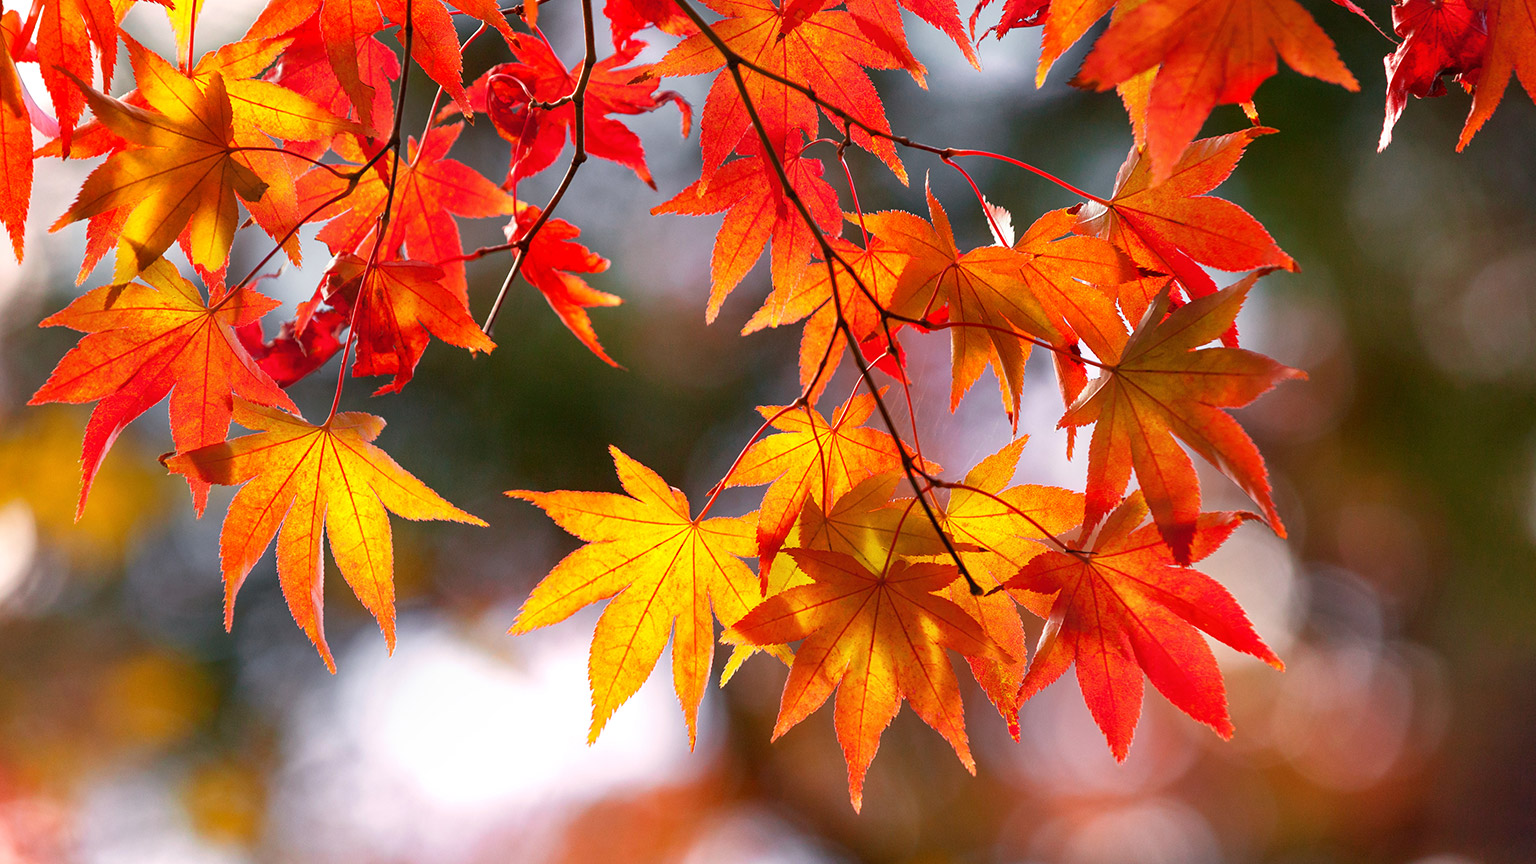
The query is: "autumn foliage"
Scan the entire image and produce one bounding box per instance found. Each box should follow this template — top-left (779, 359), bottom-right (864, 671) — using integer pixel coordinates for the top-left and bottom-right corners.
top-left (10, 0), bottom-right (1533, 810)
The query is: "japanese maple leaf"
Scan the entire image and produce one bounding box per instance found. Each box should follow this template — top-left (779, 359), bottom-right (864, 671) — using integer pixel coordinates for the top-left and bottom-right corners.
top-left (509, 204), bottom-right (623, 366)
top-left (52, 69), bottom-right (268, 279)
top-left (0, 13), bottom-right (30, 262)
top-left (470, 34), bottom-right (690, 188)
top-left (724, 549), bottom-right (1010, 810)
top-left (653, 0), bottom-right (905, 183)
top-left (1061, 276), bottom-right (1303, 565)
top-left (509, 446), bottom-right (763, 746)
top-left (1074, 128), bottom-right (1296, 330)
top-left (929, 437), bottom-right (1081, 733)
top-left (741, 235), bottom-right (910, 402)
top-left (298, 122), bottom-right (518, 298)
top-left (1004, 492), bottom-right (1282, 759)
top-left (1381, 0), bottom-right (1488, 150)
top-left (726, 392), bottom-right (919, 576)
top-left (51, 37), bottom-right (363, 272)
top-left (33, 0), bottom-right (121, 152)
top-left (165, 398), bottom-right (486, 671)
top-left (1459, 0), bottom-right (1535, 148)
top-left (29, 260), bottom-right (294, 517)
top-left (1075, 0), bottom-right (1357, 180)
top-left (653, 140), bottom-right (841, 323)
top-left (861, 184), bottom-right (1068, 417)
top-left (311, 252), bottom-right (496, 393)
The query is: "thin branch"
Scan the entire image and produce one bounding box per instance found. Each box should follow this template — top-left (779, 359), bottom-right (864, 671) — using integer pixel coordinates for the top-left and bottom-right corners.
top-left (325, 0), bottom-right (418, 423)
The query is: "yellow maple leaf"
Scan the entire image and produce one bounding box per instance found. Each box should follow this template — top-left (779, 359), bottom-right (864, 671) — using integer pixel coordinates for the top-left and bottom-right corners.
top-left (165, 398), bottom-right (486, 671)
top-left (509, 446), bottom-right (763, 747)
top-left (52, 67), bottom-right (267, 279)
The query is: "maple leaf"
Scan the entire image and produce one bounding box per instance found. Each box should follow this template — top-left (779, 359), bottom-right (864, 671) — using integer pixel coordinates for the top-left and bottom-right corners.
top-left (1459, 0), bottom-right (1535, 148)
top-left (653, 139), bottom-right (842, 322)
top-left (1380, 0), bottom-right (1488, 150)
top-left (0, 13), bottom-right (31, 262)
top-left (724, 549), bottom-right (1010, 810)
top-left (1074, 0), bottom-right (1357, 180)
top-left (470, 34), bottom-right (690, 188)
top-left (1004, 492), bottom-right (1282, 759)
top-left (298, 122), bottom-right (518, 299)
top-left (509, 204), bottom-right (624, 367)
top-left (1074, 128), bottom-right (1296, 329)
top-left (29, 260), bottom-right (295, 517)
top-left (33, 0), bottom-right (121, 152)
top-left (508, 446), bottom-right (763, 746)
top-left (726, 392), bottom-right (920, 576)
top-left (312, 252), bottom-right (496, 394)
top-left (1061, 275), bottom-right (1303, 565)
top-left (862, 184), bottom-right (1069, 417)
top-left (47, 36), bottom-right (365, 273)
top-left (51, 68), bottom-right (269, 279)
top-left (653, 0), bottom-right (906, 183)
top-left (165, 398), bottom-right (487, 671)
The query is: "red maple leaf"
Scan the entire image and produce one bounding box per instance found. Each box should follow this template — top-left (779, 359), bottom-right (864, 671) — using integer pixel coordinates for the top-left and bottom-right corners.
top-left (29, 260), bottom-right (294, 515)
top-left (1006, 492), bottom-right (1282, 759)
top-left (468, 34), bottom-right (690, 188)
top-left (1381, 0), bottom-right (1488, 150)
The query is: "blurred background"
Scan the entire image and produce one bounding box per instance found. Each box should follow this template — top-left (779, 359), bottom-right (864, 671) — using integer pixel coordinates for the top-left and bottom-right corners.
top-left (0, 1), bottom-right (1533, 861)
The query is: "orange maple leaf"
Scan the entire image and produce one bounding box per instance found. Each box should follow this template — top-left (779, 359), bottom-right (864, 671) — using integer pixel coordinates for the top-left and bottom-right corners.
top-left (33, 0), bottom-right (121, 151)
top-left (1074, 128), bottom-right (1296, 330)
top-left (1460, 0), bottom-right (1536, 148)
top-left (1061, 275), bottom-right (1303, 564)
top-left (652, 140), bottom-right (841, 322)
top-left (165, 398), bottom-right (486, 671)
top-left (50, 36), bottom-right (365, 276)
top-left (862, 184), bottom-right (1071, 417)
top-left (726, 392), bottom-right (918, 576)
top-left (52, 66), bottom-right (268, 279)
top-left (29, 259), bottom-right (294, 517)
top-left (1075, 0), bottom-right (1357, 180)
top-left (508, 447), bottom-right (763, 746)
top-left (1005, 492), bottom-right (1282, 760)
top-left (725, 548), bottom-right (1010, 810)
